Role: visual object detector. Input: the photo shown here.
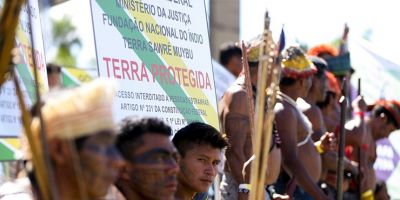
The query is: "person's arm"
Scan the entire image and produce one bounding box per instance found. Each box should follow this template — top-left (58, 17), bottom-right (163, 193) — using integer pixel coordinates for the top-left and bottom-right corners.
top-left (361, 136), bottom-right (376, 193)
top-left (275, 104), bottom-right (330, 200)
top-left (345, 96), bottom-right (367, 147)
top-left (339, 24), bottom-right (349, 55)
top-left (321, 151), bottom-right (358, 176)
top-left (224, 91), bottom-right (252, 184)
top-left (304, 106), bottom-right (327, 142)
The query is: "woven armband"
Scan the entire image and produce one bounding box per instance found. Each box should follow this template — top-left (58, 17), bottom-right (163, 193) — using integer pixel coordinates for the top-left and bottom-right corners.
top-left (238, 184), bottom-right (251, 194)
top-left (315, 141), bottom-right (325, 154)
top-left (361, 189), bottom-right (374, 200)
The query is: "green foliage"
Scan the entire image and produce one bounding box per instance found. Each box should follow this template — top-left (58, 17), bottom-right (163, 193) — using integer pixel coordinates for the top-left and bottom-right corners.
top-left (331, 38), bottom-right (341, 49)
top-left (51, 15), bottom-right (81, 67)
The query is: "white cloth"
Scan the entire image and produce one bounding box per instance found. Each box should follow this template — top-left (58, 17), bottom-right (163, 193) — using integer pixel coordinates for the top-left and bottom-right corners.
top-left (0, 177), bottom-right (33, 200)
top-left (212, 60), bottom-right (236, 101)
top-left (277, 92), bottom-right (313, 147)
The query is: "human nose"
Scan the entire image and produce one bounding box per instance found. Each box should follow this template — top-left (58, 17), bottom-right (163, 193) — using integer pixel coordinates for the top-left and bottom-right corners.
top-left (108, 147), bottom-right (126, 169)
top-left (205, 163), bottom-right (217, 177)
top-left (165, 158), bottom-right (179, 175)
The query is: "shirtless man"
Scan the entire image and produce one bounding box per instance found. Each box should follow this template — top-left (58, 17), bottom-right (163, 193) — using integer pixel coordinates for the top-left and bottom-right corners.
top-left (316, 71), bottom-right (341, 133)
top-left (219, 39), bottom-right (282, 200)
top-left (300, 56), bottom-right (359, 198)
top-left (172, 122), bottom-right (228, 200)
top-left (358, 100), bottom-right (400, 198)
top-left (300, 56), bottom-right (329, 140)
top-left (219, 42), bottom-right (243, 77)
top-left (273, 46), bottom-right (331, 200)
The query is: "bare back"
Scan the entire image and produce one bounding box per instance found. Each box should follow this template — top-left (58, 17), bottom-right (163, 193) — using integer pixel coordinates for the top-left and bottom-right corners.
top-left (219, 78), bottom-right (253, 183)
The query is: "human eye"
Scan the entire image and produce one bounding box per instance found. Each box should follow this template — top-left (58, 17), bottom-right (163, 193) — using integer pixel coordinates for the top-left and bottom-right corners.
top-left (138, 152), bottom-right (165, 164)
top-left (83, 143), bottom-right (105, 155)
top-left (106, 146), bottom-right (119, 156)
top-left (212, 160), bottom-right (220, 166)
top-left (152, 153), bottom-right (167, 164)
top-left (198, 157), bottom-right (207, 163)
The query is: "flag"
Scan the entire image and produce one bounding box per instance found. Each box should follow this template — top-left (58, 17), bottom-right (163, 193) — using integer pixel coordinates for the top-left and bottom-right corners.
top-left (277, 27), bottom-right (286, 53)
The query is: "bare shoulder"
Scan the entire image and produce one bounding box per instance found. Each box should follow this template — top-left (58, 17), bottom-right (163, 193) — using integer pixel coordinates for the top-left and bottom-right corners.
top-left (274, 101), bottom-right (297, 134)
top-left (274, 100), bottom-right (296, 119)
top-left (222, 84), bottom-right (248, 115)
top-left (304, 104), bottom-right (323, 123)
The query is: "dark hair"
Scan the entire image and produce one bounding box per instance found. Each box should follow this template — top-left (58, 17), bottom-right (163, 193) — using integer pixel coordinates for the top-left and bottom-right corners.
top-left (219, 42), bottom-right (242, 66)
top-left (309, 56), bottom-right (327, 78)
top-left (116, 117), bottom-right (172, 160)
top-left (248, 61), bottom-right (259, 68)
top-left (46, 63), bottom-right (61, 74)
top-left (280, 76), bottom-right (297, 86)
top-left (172, 122), bottom-right (228, 157)
top-left (74, 136), bottom-right (89, 150)
top-left (373, 106), bottom-right (399, 128)
top-left (316, 91), bottom-right (336, 109)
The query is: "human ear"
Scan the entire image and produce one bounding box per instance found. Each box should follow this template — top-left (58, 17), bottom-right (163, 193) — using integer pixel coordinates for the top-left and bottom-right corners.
top-left (48, 139), bottom-right (70, 166)
top-left (379, 113), bottom-right (387, 123)
top-left (299, 77), bottom-right (307, 87)
top-left (119, 164), bottom-right (132, 181)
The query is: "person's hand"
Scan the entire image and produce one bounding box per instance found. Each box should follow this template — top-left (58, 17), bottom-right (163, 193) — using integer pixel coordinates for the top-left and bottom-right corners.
top-left (319, 132), bottom-right (337, 152)
top-left (351, 95), bottom-right (367, 113)
top-left (342, 23), bottom-right (350, 40)
top-left (11, 48), bottom-right (21, 65)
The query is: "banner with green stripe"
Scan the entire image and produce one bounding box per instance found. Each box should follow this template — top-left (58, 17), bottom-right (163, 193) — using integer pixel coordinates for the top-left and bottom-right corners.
top-left (90, 0), bottom-right (219, 132)
top-left (0, 0), bottom-right (48, 160)
top-left (61, 67), bottom-right (95, 87)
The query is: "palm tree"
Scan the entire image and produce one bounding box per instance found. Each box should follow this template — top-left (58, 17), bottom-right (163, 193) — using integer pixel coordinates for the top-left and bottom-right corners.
top-left (51, 15), bottom-right (81, 67)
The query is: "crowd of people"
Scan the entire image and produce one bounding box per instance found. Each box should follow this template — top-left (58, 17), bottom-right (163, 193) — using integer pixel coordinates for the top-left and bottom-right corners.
top-left (0, 79), bottom-right (228, 200)
top-left (216, 25), bottom-right (399, 200)
top-left (1, 27), bottom-right (399, 200)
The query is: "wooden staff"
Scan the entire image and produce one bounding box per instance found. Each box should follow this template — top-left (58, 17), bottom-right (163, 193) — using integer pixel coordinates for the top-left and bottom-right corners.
top-left (249, 11), bottom-right (279, 200)
top-left (0, 1), bottom-right (55, 199)
top-left (336, 78), bottom-right (348, 200)
top-left (12, 69), bottom-right (51, 200)
top-left (0, 1), bottom-right (52, 199)
top-left (242, 41), bottom-right (256, 149)
top-left (0, 0), bottom-right (25, 85)
top-left (27, 4), bottom-right (59, 199)
top-left (357, 78), bottom-right (362, 200)
top-left (258, 56), bottom-right (281, 198)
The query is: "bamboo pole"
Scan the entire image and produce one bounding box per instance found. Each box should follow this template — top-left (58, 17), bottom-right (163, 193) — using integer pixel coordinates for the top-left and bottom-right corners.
top-left (357, 78), bottom-right (362, 200)
top-left (0, 0), bottom-right (25, 85)
top-left (258, 53), bottom-right (281, 197)
top-left (0, 1), bottom-right (52, 199)
top-left (249, 11), bottom-right (277, 200)
top-left (27, 4), bottom-right (59, 199)
top-left (336, 78), bottom-right (348, 200)
top-left (12, 70), bottom-right (51, 200)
